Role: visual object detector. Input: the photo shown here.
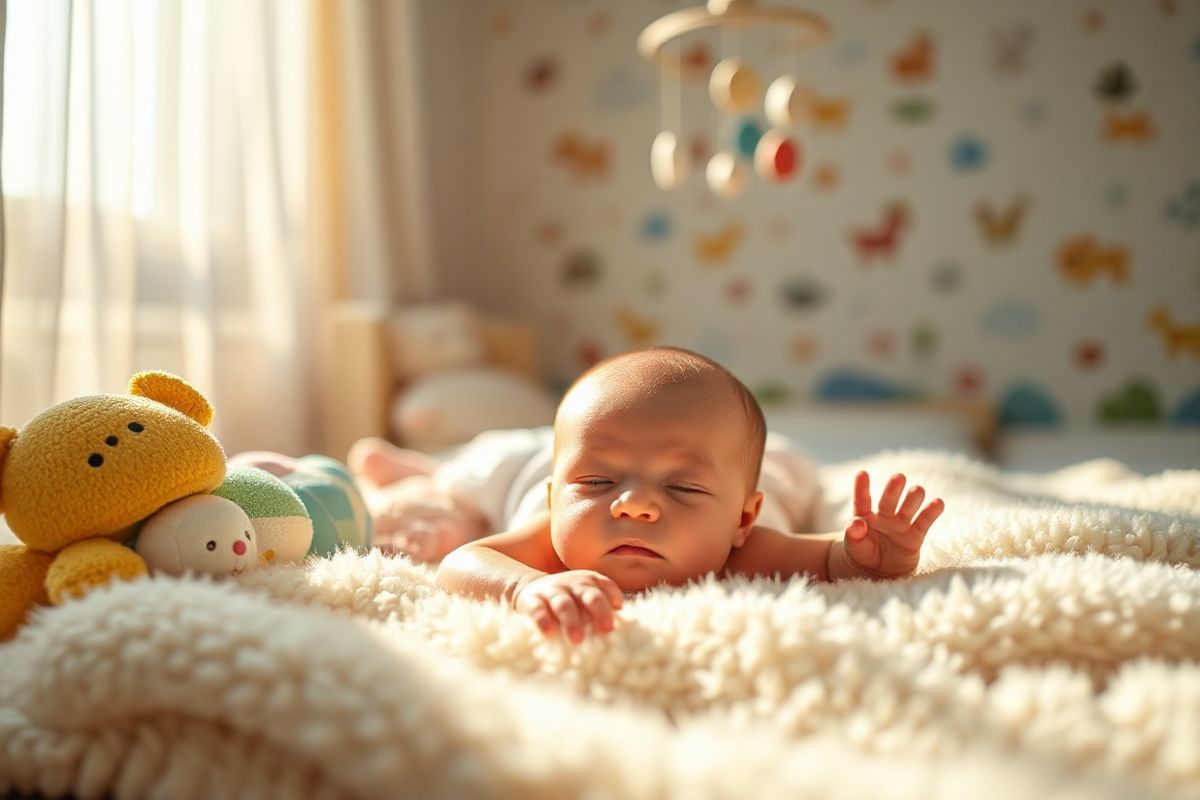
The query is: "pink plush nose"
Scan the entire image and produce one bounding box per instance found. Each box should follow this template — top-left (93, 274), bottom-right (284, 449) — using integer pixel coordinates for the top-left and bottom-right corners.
top-left (233, 540), bottom-right (247, 556)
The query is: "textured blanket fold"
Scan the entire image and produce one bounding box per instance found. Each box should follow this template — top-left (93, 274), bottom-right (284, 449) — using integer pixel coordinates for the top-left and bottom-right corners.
top-left (1, 451), bottom-right (1198, 799)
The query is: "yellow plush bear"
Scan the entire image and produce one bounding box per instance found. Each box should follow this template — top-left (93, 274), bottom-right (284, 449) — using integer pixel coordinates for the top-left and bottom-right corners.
top-left (0, 371), bottom-right (227, 640)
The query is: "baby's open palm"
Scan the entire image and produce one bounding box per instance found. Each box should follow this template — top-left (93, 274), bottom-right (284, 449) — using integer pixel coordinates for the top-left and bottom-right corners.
top-left (843, 471), bottom-right (944, 578)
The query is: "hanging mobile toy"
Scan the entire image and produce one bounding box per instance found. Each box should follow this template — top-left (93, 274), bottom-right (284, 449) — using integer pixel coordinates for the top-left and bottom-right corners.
top-left (639, 0), bottom-right (830, 194)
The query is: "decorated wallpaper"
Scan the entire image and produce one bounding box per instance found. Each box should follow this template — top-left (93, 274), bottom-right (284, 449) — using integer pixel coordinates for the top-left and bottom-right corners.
top-left (476, 0), bottom-right (1200, 428)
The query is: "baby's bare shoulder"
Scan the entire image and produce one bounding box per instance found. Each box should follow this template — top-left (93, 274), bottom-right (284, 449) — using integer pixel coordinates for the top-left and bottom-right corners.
top-left (478, 511), bottom-right (564, 573)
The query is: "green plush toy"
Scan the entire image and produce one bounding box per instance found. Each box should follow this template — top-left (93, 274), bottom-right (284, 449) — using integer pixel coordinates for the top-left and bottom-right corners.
top-left (228, 452), bottom-right (372, 556)
top-left (213, 466), bottom-right (313, 565)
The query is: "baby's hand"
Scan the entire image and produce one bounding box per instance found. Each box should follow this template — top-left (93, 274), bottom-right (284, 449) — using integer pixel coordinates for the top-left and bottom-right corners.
top-left (513, 570), bottom-right (625, 643)
top-left (843, 471), bottom-right (944, 579)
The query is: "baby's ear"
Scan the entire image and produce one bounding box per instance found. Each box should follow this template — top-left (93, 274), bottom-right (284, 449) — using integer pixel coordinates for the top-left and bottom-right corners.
top-left (0, 426), bottom-right (17, 514)
top-left (734, 491), bottom-right (763, 547)
top-left (129, 371), bottom-right (214, 426)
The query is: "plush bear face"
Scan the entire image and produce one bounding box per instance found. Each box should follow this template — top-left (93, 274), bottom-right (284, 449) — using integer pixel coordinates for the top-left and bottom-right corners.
top-left (0, 381), bottom-right (227, 552)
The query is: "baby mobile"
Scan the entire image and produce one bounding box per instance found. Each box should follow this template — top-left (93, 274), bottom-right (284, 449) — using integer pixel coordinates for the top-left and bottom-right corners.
top-left (638, 0), bottom-right (830, 196)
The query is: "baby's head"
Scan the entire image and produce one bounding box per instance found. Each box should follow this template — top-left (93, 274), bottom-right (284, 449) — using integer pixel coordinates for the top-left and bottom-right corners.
top-left (548, 347), bottom-right (766, 592)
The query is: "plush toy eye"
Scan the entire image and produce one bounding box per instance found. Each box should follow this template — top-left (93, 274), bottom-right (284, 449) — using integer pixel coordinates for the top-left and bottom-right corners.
top-left (88, 453), bottom-right (104, 468)
top-left (128, 422), bottom-right (144, 433)
top-left (206, 540), bottom-right (216, 551)
top-left (105, 435), bottom-right (118, 446)
top-left (244, 530), bottom-right (252, 540)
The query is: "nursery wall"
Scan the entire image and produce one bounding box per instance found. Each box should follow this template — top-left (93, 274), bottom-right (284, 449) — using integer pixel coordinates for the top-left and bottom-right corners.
top-left (426, 0), bottom-right (1200, 429)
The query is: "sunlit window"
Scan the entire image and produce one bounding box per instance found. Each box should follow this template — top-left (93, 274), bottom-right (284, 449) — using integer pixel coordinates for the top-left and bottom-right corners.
top-left (4, 0), bottom-right (166, 219)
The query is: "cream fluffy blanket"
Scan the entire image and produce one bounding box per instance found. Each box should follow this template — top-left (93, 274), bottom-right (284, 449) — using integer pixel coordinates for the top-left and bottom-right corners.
top-left (1, 451), bottom-right (1198, 800)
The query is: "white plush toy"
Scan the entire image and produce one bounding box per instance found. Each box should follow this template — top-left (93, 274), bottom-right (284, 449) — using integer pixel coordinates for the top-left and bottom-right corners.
top-left (135, 494), bottom-right (259, 578)
top-left (387, 302), bottom-right (557, 452)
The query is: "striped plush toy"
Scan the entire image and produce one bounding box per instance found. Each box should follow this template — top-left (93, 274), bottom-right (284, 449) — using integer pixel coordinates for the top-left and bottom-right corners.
top-left (227, 451), bottom-right (372, 557)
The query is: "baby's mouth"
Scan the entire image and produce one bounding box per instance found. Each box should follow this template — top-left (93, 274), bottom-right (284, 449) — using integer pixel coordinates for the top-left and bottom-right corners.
top-left (608, 543), bottom-right (663, 559)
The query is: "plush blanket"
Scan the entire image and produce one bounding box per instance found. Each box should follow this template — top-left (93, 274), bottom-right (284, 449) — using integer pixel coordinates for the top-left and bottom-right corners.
top-left (1, 451), bottom-right (1198, 800)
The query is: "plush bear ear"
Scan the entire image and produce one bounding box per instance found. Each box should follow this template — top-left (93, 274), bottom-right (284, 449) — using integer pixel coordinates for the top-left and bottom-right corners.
top-left (0, 426), bottom-right (16, 514)
top-left (128, 371), bottom-right (214, 427)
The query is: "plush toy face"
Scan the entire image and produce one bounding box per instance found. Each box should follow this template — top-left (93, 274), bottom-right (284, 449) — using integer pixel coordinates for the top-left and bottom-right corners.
top-left (0, 373), bottom-right (227, 552)
top-left (136, 494), bottom-right (258, 577)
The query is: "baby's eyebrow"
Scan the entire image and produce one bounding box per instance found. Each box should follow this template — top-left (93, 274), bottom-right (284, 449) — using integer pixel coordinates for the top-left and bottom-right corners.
top-left (660, 449), bottom-right (718, 474)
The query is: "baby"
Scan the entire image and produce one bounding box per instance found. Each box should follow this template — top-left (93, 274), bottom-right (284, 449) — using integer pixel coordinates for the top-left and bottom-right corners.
top-left (429, 346), bottom-right (945, 642)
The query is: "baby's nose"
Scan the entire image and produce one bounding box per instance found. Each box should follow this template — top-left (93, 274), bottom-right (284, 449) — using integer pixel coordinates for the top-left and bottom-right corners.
top-left (233, 540), bottom-right (247, 556)
top-left (611, 489), bottom-right (660, 522)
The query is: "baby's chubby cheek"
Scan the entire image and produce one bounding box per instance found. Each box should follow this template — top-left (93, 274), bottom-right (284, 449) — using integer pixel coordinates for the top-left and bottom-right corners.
top-left (548, 500), bottom-right (597, 559)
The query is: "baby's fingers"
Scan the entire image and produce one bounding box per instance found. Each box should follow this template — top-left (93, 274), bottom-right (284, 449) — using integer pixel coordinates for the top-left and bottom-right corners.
top-left (913, 498), bottom-right (946, 534)
top-left (845, 516), bottom-right (869, 541)
top-left (877, 473), bottom-right (907, 516)
top-left (578, 586), bottom-right (617, 634)
top-left (523, 596), bottom-right (560, 638)
top-left (593, 575), bottom-right (625, 610)
top-left (897, 485), bottom-right (925, 520)
top-left (853, 471), bottom-right (872, 517)
top-left (548, 592), bottom-right (586, 643)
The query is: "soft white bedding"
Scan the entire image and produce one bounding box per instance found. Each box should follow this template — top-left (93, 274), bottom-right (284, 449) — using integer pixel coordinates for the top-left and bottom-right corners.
top-left (1, 450), bottom-right (1197, 800)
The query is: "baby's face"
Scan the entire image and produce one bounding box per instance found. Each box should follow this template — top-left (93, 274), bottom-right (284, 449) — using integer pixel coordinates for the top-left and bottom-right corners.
top-left (549, 382), bottom-right (761, 593)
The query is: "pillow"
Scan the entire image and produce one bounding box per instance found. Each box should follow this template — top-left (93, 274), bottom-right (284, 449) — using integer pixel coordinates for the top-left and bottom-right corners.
top-left (390, 366), bottom-right (558, 453)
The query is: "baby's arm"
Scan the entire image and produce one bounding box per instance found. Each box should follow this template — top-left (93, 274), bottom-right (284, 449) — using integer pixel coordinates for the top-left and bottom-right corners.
top-left (436, 512), bottom-right (624, 642)
top-left (727, 471), bottom-right (944, 582)
top-left (725, 527), bottom-right (839, 581)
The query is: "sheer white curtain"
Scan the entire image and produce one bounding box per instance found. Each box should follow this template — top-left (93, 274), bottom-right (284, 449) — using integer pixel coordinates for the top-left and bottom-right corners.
top-left (1, 0), bottom-right (315, 454)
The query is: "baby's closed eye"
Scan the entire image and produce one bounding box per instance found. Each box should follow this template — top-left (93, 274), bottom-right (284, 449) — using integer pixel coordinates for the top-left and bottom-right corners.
top-left (577, 478), bottom-right (613, 487)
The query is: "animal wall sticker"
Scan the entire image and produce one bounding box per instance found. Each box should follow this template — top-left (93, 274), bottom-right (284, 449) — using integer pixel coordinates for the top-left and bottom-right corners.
top-left (889, 31), bottom-right (936, 82)
top-left (804, 91), bottom-right (851, 131)
top-left (1165, 179), bottom-right (1200, 230)
top-left (694, 222), bottom-right (746, 265)
top-left (892, 97), bottom-right (936, 124)
top-left (1056, 235), bottom-right (1130, 285)
top-left (1103, 110), bottom-right (1156, 143)
top-left (949, 135), bottom-right (989, 171)
top-left (849, 202), bottom-right (911, 265)
top-left (975, 196), bottom-right (1031, 247)
top-left (552, 131), bottom-right (612, 181)
top-left (1094, 61), bottom-right (1137, 104)
top-left (1145, 306), bottom-right (1200, 359)
top-left (614, 307), bottom-right (660, 347)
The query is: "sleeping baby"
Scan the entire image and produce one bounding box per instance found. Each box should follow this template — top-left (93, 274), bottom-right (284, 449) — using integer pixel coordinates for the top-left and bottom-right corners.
top-left (352, 346), bottom-right (945, 641)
